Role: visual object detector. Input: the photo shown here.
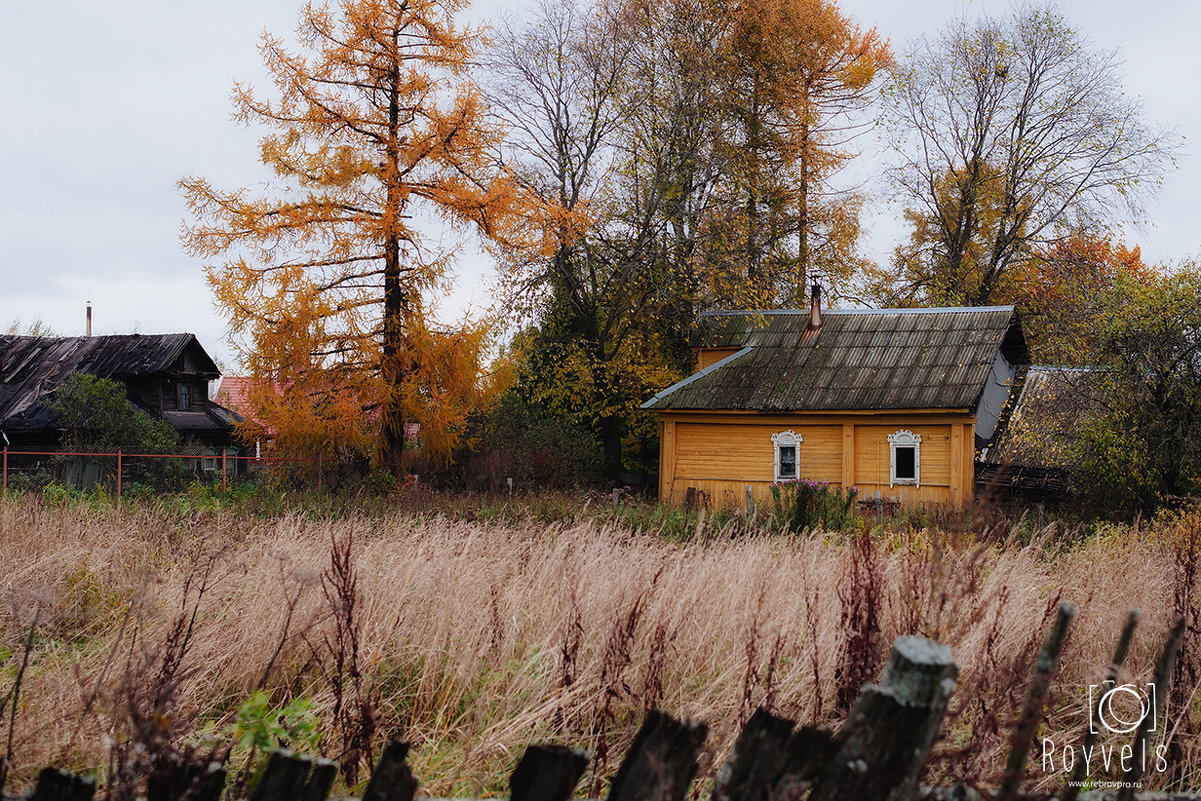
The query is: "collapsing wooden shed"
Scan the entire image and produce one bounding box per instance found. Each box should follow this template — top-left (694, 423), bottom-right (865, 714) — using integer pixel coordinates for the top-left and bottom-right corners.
top-left (641, 292), bottom-right (1029, 509)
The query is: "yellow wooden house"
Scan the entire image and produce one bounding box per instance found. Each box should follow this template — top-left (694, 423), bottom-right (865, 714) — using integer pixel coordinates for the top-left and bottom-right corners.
top-left (642, 292), bottom-right (1029, 508)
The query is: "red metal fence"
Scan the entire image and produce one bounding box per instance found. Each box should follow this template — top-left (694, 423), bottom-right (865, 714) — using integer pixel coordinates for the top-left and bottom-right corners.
top-left (0, 448), bottom-right (324, 497)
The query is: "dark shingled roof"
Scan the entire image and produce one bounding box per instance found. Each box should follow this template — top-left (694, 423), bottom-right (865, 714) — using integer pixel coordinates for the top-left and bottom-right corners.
top-left (0, 334), bottom-right (222, 432)
top-left (643, 307), bottom-right (1028, 412)
top-left (984, 367), bottom-right (1099, 468)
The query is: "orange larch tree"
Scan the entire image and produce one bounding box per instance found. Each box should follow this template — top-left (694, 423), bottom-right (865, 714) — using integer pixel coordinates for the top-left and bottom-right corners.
top-left (181, 0), bottom-right (524, 467)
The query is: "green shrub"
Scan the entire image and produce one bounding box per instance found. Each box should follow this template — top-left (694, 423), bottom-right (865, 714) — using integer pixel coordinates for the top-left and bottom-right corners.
top-left (452, 393), bottom-right (602, 490)
top-left (49, 374), bottom-right (177, 454)
top-left (770, 479), bottom-right (858, 533)
top-left (222, 690), bottom-right (321, 792)
top-left (225, 690), bottom-right (321, 754)
top-left (42, 481), bottom-right (79, 507)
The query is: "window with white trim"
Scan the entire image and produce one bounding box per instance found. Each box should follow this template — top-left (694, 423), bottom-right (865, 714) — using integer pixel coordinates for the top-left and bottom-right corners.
top-left (771, 430), bottom-right (802, 480)
top-left (888, 430), bottom-right (921, 487)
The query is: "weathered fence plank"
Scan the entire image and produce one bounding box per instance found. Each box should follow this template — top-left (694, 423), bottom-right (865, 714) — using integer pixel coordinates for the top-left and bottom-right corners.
top-left (249, 750), bottom-right (311, 801)
top-left (607, 709), bottom-right (707, 801)
top-left (997, 600), bottom-right (1076, 801)
top-left (710, 708), bottom-right (796, 801)
top-left (300, 758), bottom-right (337, 801)
top-left (770, 726), bottom-right (836, 801)
top-left (1064, 608), bottom-right (1141, 801)
top-left (509, 745), bottom-right (589, 801)
top-left (361, 740), bottom-right (418, 801)
top-left (808, 635), bottom-right (958, 801)
top-left (146, 759), bottom-right (225, 801)
top-left (1117, 615), bottom-right (1187, 801)
top-left (28, 768), bottom-right (93, 801)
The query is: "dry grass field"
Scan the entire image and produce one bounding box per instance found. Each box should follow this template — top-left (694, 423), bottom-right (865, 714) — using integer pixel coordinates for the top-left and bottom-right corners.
top-left (0, 493), bottom-right (1198, 795)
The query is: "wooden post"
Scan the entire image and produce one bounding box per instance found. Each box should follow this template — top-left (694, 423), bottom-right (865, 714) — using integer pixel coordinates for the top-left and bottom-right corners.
top-left (963, 423), bottom-right (975, 505)
top-left (808, 635), bottom-right (958, 801)
top-left (1064, 609), bottom-right (1140, 801)
top-left (301, 758), bottom-right (337, 801)
top-left (949, 424), bottom-right (963, 505)
top-left (221, 450), bottom-right (227, 493)
top-left (510, 745), bottom-right (590, 801)
top-left (745, 485), bottom-right (753, 515)
top-left (608, 709), bottom-right (707, 801)
top-left (997, 601), bottom-right (1076, 801)
top-left (1117, 615), bottom-right (1187, 801)
top-left (660, 420), bottom-right (676, 503)
top-left (116, 450), bottom-right (122, 499)
top-left (841, 424), bottom-right (854, 490)
top-left (362, 740), bottom-right (418, 801)
top-left (249, 750), bottom-right (311, 801)
top-left (711, 708), bottom-right (796, 801)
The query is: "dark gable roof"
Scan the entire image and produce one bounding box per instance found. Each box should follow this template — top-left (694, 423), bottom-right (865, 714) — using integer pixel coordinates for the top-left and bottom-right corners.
top-left (0, 333), bottom-right (220, 432)
top-left (644, 307), bottom-right (1028, 412)
top-left (984, 366), bottom-right (1098, 468)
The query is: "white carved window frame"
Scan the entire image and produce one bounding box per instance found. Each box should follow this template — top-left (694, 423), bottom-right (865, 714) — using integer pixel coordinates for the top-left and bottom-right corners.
top-left (888, 429), bottom-right (922, 487)
top-left (771, 430), bottom-right (802, 481)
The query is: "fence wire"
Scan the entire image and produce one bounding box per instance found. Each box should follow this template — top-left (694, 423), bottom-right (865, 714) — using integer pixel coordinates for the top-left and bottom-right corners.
top-left (1, 449), bottom-right (325, 497)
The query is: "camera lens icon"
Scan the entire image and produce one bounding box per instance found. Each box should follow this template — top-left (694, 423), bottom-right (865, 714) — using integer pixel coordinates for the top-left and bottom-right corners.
top-left (1089, 682), bottom-right (1156, 734)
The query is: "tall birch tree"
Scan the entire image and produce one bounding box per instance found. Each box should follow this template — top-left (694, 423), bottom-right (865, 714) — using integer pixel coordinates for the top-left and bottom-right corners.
top-left (878, 4), bottom-right (1176, 307)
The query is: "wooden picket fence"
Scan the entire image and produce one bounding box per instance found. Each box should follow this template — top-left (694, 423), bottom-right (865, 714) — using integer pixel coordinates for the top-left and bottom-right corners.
top-left (5, 602), bottom-right (1199, 801)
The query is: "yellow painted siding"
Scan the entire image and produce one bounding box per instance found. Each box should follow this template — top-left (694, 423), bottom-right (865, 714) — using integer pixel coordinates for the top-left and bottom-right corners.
top-left (852, 424), bottom-right (953, 492)
top-left (658, 412), bottom-right (975, 509)
top-left (696, 348), bottom-right (742, 370)
top-left (675, 422), bottom-right (842, 483)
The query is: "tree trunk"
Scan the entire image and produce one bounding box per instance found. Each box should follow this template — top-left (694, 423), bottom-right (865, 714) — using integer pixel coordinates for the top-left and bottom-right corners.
top-left (601, 413), bottom-right (623, 482)
top-left (797, 119), bottom-right (810, 293)
top-left (380, 59), bottom-right (408, 471)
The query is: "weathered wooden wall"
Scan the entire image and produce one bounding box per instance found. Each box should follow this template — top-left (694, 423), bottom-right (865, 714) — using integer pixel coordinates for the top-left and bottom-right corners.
top-left (658, 412), bottom-right (976, 510)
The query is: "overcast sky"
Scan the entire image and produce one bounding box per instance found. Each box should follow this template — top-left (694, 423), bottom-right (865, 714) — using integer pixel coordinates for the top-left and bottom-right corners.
top-left (1, 0), bottom-right (1196, 369)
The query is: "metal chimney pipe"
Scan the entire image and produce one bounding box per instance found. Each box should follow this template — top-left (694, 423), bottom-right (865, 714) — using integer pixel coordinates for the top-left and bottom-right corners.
top-left (808, 281), bottom-right (822, 330)
top-left (86, 301), bottom-right (92, 337)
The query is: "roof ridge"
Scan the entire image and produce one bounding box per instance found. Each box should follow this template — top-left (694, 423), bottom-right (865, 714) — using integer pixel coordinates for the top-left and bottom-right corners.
top-left (699, 306), bottom-right (1015, 318)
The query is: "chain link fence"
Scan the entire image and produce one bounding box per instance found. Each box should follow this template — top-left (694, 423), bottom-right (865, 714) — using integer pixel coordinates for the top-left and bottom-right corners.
top-left (0, 448), bottom-right (326, 497)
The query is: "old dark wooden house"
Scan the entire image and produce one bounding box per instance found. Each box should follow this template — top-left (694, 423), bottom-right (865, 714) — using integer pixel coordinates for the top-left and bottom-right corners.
top-left (0, 333), bottom-right (240, 451)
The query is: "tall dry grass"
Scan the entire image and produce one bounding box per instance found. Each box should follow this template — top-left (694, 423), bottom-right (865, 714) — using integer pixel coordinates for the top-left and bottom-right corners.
top-left (0, 495), bottom-right (1195, 794)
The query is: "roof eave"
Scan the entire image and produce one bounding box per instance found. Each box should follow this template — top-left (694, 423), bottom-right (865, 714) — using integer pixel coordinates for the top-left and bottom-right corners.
top-left (641, 346), bottom-right (753, 410)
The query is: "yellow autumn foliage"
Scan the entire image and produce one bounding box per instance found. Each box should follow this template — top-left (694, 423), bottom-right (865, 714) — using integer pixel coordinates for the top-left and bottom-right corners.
top-left (181, 0), bottom-right (533, 466)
